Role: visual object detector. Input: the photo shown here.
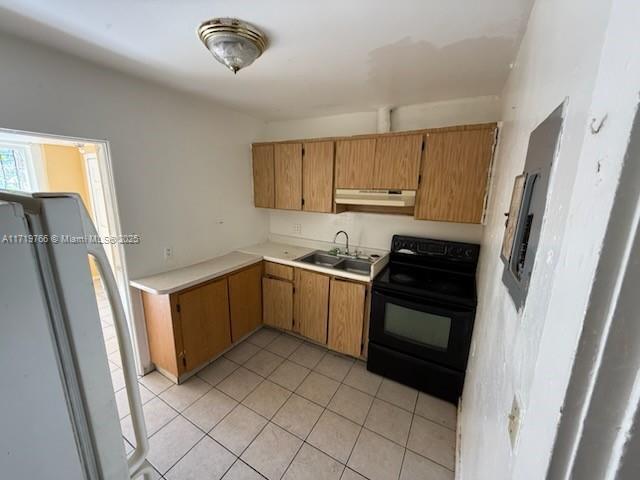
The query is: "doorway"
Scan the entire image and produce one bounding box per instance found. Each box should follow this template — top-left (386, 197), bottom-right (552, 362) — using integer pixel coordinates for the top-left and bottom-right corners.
top-left (0, 128), bottom-right (143, 377)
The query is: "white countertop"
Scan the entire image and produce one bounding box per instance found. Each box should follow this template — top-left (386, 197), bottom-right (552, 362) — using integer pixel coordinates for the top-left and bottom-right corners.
top-left (237, 241), bottom-right (315, 262)
top-left (130, 240), bottom-right (389, 295)
top-left (129, 251), bottom-right (262, 295)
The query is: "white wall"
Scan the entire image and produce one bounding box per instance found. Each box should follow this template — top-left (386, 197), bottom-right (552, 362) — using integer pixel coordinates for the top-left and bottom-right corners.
top-left (262, 95), bottom-right (501, 141)
top-left (458, 0), bottom-right (634, 478)
top-left (0, 31), bottom-right (269, 373)
top-left (262, 96), bottom-right (501, 249)
top-left (0, 31), bottom-right (268, 280)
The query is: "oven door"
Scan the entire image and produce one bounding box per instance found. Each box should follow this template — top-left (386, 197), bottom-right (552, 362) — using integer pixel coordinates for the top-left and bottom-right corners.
top-left (370, 287), bottom-right (475, 371)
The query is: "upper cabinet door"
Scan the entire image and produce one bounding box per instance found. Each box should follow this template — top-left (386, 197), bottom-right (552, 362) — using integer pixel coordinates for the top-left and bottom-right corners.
top-left (275, 143), bottom-right (303, 210)
top-left (415, 127), bottom-right (496, 223)
top-left (252, 144), bottom-right (275, 208)
top-left (373, 134), bottom-right (423, 189)
top-left (335, 138), bottom-right (376, 189)
top-left (302, 141), bottom-right (334, 213)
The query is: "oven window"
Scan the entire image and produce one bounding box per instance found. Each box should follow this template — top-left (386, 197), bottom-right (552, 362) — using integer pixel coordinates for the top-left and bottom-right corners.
top-left (384, 302), bottom-right (451, 350)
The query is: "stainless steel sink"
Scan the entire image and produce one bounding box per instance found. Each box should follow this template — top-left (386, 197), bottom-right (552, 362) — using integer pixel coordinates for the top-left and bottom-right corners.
top-left (333, 258), bottom-right (371, 274)
top-left (298, 251), bottom-right (344, 268)
top-left (297, 250), bottom-right (372, 275)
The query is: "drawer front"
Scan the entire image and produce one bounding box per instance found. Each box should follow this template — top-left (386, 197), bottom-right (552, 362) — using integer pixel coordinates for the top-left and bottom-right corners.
top-left (264, 261), bottom-right (294, 281)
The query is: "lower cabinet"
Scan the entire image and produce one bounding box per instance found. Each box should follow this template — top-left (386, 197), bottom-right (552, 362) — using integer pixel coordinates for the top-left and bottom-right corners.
top-left (141, 262), bottom-right (262, 382)
top-left (294, 269), bottom-right (330, 344)
top-left (229, 263), bottom-right (263, 342)
top-left (177, 277), bottom-right (231, 372)
top-left (328, 278), bottom-right (367, 357)
top-left (142, 259), bottom-right (371, 384)
top-left (263, 277), bottom-right (293, 330)
top-left (290, 267), bottom-right (369, 358)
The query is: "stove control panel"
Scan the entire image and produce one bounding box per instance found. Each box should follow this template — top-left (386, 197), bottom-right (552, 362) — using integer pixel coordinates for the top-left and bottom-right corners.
top-left (391, 235), bottom-right (479, 263)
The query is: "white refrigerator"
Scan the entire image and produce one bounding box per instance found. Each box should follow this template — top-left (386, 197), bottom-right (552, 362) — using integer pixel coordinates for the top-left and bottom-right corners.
top-left (0, 191), bottom-right (149, 479)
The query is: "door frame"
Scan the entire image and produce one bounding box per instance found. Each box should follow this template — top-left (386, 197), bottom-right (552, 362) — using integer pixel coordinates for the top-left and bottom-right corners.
top-left (546, 108), bottom-right (640, 480)
top-left (0, 127), bottom-right (148, 376)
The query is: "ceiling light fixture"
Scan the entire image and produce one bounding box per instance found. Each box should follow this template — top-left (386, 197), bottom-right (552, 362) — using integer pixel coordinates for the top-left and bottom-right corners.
top-left (197, 17), bottom-right (267, 74)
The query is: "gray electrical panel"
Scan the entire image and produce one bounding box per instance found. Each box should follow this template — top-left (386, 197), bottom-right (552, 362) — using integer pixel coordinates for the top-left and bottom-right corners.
top-left (502, 102), bottom-right (566, 309)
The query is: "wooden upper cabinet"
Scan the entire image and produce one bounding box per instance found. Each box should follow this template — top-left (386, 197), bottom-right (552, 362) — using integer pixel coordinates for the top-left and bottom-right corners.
top-left (294, 269), bottom-right (330, 344)
top-left (253, 122), bottom-right (496, 220)
top-left (262, 277), bottom-right (293, 330)
top-left (328, 278), bottom-right (366, 357)
top-left (274, 143), bottom-right (303, 210)
top-left (252, 144), bottom-right (274, 208)
top-left (228, 263), bottom-right (262, 343)
top-left (415, 127), bottom-right (496, 223)
top-left (335, 138), bottom-right (376, 189)
top-left (177, 278), bottom-right (231, 373)
top-left (373, 134), bottom-right (423, 189)
top-left (302, 141), bottom-right (334, 213)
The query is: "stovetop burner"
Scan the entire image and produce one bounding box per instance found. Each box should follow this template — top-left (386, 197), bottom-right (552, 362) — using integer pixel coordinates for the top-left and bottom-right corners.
top-left (373, 235), bottom-right (480, 307)
top-left (390, 272), bottom-right (414, 284)
top-left (377, 264), bottom-right (476, 306)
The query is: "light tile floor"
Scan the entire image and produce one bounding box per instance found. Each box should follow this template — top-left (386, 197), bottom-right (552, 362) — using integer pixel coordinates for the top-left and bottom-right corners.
top-left (98, 281), bottom-right (457, 480)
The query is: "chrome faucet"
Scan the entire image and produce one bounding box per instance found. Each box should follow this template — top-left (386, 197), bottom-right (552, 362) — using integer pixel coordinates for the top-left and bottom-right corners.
top-left (333, 230), bottom-right (350, 255)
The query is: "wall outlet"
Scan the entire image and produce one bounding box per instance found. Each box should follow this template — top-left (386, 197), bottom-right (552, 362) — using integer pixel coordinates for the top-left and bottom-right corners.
top-left (163, 247), bottom-right (173, 261)
top-left (508, 395), bottom-right (521, 449)
top-left (292, 223), bottom-right (302, 234)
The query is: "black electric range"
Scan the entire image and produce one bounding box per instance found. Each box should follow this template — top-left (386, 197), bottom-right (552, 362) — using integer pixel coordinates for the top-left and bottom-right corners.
top-left (367, 235), bottom-right (480, 403)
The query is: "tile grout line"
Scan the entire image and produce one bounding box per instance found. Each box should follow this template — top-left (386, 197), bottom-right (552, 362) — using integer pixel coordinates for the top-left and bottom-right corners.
top-left (232, 334), bottom-right (316, 479)
top-left (161, 365), bottom-right (272, 478)
top-left (140, 347), bottom-right (267, 476)
top-left (209, 356), bottom-right (292, 469)
top-left (399, 409), bottom-right (417, 480)
top-left (398, 392), bottom-right (420, 480)
top-left (247, 341), bottom-right (349, 478)
top-left (334, 359), bottom-right (378, 480)
top-left (340, 366), bottom-right (384, 478)
top-left (279, 355), bottom-right (352, 480)
top-left (132, 331), bottom-right (457, 478)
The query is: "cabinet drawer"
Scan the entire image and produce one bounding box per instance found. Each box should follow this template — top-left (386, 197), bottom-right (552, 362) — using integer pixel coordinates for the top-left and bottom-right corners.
top-left (264, 261), bottom-right (294, 281)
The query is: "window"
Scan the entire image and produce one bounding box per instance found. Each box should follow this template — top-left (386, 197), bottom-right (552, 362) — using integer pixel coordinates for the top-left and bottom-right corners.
top-left (0, 145), bottom-right (34, 192)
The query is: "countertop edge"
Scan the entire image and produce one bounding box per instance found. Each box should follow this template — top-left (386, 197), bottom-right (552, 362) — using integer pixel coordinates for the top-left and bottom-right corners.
top-left (261, 255), bottom-right (374, 283)
top-left (131, 242), bottom-right (389, 295)
top-left (130, 256), bottom-right (262, 295)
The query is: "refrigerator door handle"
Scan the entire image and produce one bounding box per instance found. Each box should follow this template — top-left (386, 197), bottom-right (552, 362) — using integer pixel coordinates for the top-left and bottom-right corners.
top-left (80, 208), bottom-right (149, 476)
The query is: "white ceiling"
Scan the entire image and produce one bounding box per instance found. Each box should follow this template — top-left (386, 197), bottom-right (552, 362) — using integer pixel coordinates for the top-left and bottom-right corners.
top-left (0, 0), bottom-right (534, 120)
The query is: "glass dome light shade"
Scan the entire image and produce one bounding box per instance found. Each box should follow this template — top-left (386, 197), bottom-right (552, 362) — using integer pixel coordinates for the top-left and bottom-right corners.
top-left (198, 18), bottom-right (267, 74)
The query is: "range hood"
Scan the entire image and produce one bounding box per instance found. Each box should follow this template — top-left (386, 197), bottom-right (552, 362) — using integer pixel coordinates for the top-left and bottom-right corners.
top-left (334, 189), bottom-right (416, 207)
